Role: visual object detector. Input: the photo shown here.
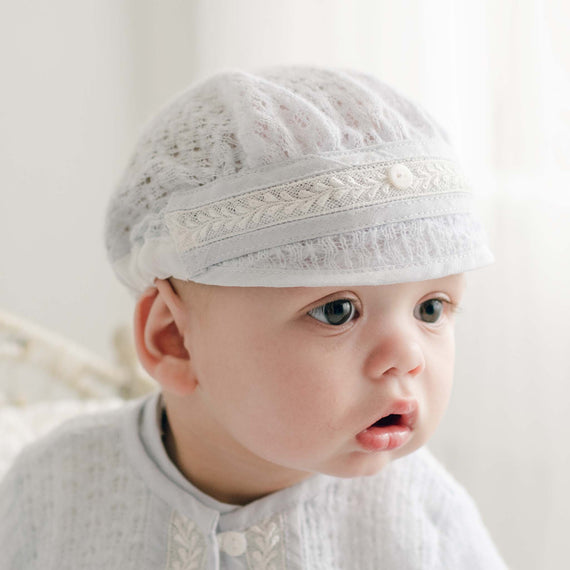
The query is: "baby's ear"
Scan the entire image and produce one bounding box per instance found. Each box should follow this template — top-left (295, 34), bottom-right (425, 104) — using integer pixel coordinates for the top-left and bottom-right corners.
top-left (133, 280), bottom-right (197, 395)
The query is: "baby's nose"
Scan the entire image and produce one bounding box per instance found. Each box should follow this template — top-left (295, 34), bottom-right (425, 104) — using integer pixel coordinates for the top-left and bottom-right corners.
top-left (363, 331), bottom-right (425, 381)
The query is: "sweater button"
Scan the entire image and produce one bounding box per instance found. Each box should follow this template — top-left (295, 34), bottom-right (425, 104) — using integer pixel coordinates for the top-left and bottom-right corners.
top-left (218, 531), bottom-right (247, 557)
top-left (388, 163), bottom-right (414, 190)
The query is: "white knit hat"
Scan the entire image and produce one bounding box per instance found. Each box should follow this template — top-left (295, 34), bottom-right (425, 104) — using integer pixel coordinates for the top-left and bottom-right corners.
top-left (105, 65), bottom-right (493, 295)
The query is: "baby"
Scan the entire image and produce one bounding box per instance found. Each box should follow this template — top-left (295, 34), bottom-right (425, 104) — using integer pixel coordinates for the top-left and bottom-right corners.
top-left (0, 65), bottom-right (507, 568)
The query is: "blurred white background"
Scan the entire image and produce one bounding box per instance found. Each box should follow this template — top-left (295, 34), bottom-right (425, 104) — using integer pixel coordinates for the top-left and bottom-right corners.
top-left (1, 1), bottom-right (569, 568)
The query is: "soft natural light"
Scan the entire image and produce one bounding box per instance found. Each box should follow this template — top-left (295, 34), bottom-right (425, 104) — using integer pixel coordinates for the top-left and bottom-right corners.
top-left (1, 2), bottom-right (568, 568)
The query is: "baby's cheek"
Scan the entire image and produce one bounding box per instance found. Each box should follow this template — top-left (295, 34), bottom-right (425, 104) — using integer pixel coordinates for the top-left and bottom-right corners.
top-left (422, 357), bottom-right (455, 430)
top-left (240, 379), bottom-right (339, 456)
top-left (216, 333), bottom-right (352, 457)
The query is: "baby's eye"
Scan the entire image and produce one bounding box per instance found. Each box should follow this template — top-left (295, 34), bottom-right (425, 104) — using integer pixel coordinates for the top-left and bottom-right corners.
top-left (414, 298), bottom-right (446, 324)
top-left (308, 299), bottom-right (357, 326)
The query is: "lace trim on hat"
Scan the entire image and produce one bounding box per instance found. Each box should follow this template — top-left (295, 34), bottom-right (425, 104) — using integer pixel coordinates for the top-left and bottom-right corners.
top-left (165, 158), bottom-right (469, 253)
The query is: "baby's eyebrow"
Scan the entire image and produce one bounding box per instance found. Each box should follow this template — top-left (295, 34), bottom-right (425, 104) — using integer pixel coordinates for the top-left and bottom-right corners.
top-left (304, 288), bottom-right (355, 302)
top-left (289, 289), bottom-right (352, 313)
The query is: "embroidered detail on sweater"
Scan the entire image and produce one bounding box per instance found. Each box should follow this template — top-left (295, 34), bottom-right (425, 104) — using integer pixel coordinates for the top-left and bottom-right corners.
top-left (245, 514), bottom-right (287, 570)
top-left (165, 511), bottom-right (206, 570)
top-left (165, 158), bottom-right (469, 251)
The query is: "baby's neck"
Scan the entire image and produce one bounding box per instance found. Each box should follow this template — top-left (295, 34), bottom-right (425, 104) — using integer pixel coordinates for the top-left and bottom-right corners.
top-left (162, 398), bottom-right (313, 506)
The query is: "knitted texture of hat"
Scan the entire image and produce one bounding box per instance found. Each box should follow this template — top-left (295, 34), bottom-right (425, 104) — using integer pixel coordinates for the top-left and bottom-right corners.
top-left (105, 65), bottom-right (493, 294)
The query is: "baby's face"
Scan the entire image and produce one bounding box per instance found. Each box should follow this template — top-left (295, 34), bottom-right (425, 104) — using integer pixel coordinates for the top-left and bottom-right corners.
top-left (173, 274), bottom-right (465, 480)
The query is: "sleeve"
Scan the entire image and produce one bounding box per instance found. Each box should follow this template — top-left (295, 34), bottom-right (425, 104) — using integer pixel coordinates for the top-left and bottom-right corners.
top-left (0, 450), bottom-right (38, 570)
top-left (0, 434), bottom-right (60, 570)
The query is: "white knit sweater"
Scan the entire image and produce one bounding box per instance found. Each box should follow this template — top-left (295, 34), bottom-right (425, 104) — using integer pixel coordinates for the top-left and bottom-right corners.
top-left (0, 392), bottom-right (507, 569)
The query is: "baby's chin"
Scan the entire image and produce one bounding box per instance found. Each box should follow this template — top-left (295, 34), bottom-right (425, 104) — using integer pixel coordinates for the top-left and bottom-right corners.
top-left (318, 442), bottom-right (425, 479)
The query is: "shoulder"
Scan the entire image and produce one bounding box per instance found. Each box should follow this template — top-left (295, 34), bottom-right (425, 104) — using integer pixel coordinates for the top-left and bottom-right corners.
top-left (393, 448), bottom-right (508, 568)
top-left (335, 446), bottom-right (472, 510)
top-left (393, 445), bottom-right (462, 486)
top-left (324, 448), bottom-right (507, 569)
top-left (396, 446), bottom-right (475, 510)
top-left (0, 397), bottom-right (151, 514)
top-left (321, 446), bottom-right (477, 526)
top-left (372, 447), bottom-right (488, 528)
top-left (0, 398), bottom-right (150, 568)
top-left (0, 400), bottom-right (143, 512)
top-left (8, 401), bottom-right (135, 474)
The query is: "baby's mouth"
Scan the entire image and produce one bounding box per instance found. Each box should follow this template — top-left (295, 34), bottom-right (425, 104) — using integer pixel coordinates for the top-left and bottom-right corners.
top-left (367, 400), bottom-right (418, 431)
top-left (371, 414), bottom-right (403, 428)
top-left (356, 400), bottom-right (418, 452)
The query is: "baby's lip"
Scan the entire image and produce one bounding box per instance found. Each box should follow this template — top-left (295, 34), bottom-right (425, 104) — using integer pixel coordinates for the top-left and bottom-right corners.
top-left (363, 399), bottom-right (418, 432)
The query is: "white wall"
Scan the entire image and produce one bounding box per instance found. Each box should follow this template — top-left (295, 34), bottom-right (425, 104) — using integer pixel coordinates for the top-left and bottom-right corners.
top-left (1, 0), bottom-right (136, 362)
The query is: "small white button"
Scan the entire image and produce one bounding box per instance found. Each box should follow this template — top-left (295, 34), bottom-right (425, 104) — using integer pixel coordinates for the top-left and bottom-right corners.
top-left (388, 163), bottom-right (414, 190)
top-left (218, 531), bottom-right (247, 557)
